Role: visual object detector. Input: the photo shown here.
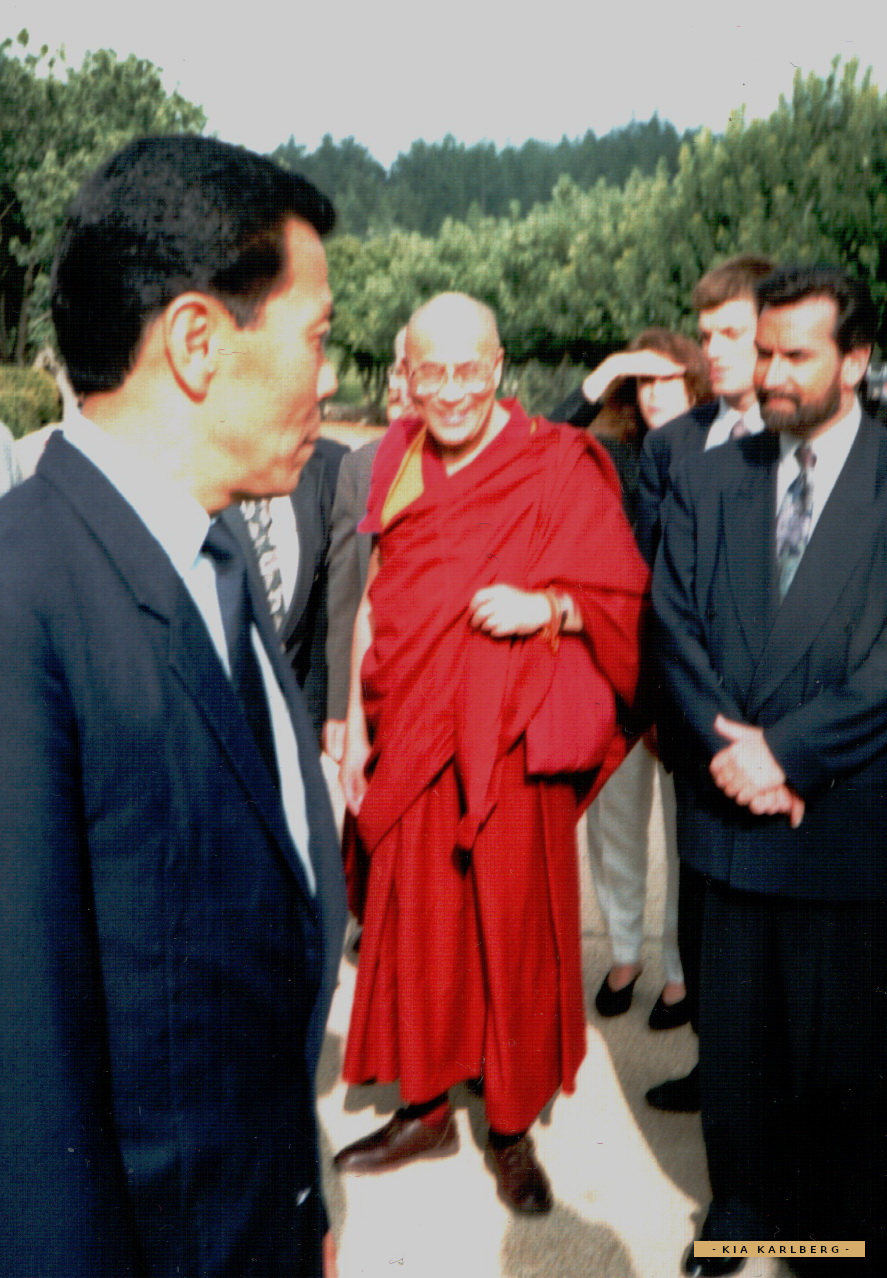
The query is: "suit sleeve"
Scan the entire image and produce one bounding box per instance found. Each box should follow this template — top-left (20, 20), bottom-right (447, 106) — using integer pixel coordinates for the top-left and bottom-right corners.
top-left (549, 386), bottom-right (602, 430)
top-left (652, 460), bottom-right (747, 759)
top-left (636, 428), bottom-right (670, 567)
top-left (325, 453), bottom-right (366, 721)
top-left (764, 558), bottom-right (887, 793)
top-left (0, 597), bottom-right (141, 1276)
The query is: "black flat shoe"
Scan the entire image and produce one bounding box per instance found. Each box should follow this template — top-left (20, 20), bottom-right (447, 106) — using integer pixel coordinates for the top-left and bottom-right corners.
top-left (648, 991), bottom-right (691, 1030)
top-left (594, 971), bottom-right (639, 1017)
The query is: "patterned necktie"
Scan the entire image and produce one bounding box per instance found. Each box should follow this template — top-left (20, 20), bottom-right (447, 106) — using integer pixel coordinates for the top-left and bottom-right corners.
top-left (202, 518), bottom-right (280, 788)
top-left (775, 443), bottom-right (816, 601)
top-left (240, 498), bottom-right (288, 632)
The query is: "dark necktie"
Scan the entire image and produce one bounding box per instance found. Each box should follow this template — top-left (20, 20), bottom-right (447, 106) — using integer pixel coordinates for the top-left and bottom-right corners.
top-left (202, 518), bottom-right (279, 787)
top-left (240, 498), bottom-right (288, 632)
top-left (775, 443), bottom-right (816, 600)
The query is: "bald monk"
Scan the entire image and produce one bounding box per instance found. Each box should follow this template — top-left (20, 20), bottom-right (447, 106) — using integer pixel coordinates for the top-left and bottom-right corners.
top-left (334, 293), bottom-right (649, 1214)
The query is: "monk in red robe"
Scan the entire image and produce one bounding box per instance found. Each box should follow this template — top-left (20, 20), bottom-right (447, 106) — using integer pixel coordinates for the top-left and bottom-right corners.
top-left (335, 293), bottom-right (649, 1214)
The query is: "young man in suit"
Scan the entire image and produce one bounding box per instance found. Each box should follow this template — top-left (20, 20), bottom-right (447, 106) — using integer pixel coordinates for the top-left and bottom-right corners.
top-left (0, 136), bottom-right (346, 1277)
top-left (638, 253), bottom-right (775, 1115)
top-left (654, 265), bottom-right (885, 1276)
top-left (636, 253), bottom-right (775, 563)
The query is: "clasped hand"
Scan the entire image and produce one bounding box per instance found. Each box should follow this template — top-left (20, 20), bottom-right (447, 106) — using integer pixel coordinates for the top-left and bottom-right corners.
top-left (709, 714), bottom-right (805, 828)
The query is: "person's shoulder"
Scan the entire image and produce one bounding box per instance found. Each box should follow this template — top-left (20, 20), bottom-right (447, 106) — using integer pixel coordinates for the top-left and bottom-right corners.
top-left (677, 423), bottom-right (775, 494)
top-left (529, 412), bottom-right (625, 499)
top-left (645, 401), bottom-right (717, 457)
top-left (308, 435), bottom-right (349, 495)
top-left (342, 434), bottom-right (382, 476)
top-left (0, 468), bottom-right (72, 595)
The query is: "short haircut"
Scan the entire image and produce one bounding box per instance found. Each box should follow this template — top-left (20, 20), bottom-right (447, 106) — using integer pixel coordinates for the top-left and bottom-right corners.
top-left (756, 264), bottom-right (877, 355)
top-left (51, 135), bottom-right (336, 396)
top-left (691, 253), bottom-right (776, 312)
top-left (628, 327), bottom-right (712, 406)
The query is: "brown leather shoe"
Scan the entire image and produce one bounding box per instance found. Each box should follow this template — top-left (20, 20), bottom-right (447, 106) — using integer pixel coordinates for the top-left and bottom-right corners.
top-left (485, 1134), bottom-right (553, 1214)
top-left (333, 1109), bottom-right (458, 1174)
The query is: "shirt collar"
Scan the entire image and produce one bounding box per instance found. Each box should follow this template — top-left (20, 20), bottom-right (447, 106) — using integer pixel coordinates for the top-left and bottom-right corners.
top-left (777, 399), bottom-right (862, 465)
top-left (62, 409), bottom-right (211, 577)
top-left (716, 397), bottom-right (764, 434)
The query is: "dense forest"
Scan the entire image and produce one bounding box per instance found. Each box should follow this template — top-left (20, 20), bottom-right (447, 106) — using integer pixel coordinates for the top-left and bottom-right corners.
top-left (3, 31), bottom-right (887, 416)
top-left (272, 117), bottom-right (690, 236)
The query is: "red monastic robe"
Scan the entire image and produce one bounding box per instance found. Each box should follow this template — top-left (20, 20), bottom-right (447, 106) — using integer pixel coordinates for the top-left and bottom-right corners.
top-left (344, 401), bottom-right (649, 1132)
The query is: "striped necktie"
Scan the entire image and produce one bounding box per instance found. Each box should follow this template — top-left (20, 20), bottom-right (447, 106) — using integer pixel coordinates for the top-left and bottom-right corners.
top-left (775, 443), bottom-right (816, 600)
top-left (240, 498), bottom-right (288, 632)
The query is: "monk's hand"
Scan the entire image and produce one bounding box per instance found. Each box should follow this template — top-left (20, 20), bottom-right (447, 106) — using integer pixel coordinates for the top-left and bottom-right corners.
top-left (340, 719), bottom-right (371, 816)
top-left (468, 584), bottom-right (550, 637)
top-left (710, 714), bottom-right (804, 827)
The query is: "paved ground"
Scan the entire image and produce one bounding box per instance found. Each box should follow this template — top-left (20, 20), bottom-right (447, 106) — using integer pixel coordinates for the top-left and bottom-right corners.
top-left (317, 760), bottom-right (788, 1278)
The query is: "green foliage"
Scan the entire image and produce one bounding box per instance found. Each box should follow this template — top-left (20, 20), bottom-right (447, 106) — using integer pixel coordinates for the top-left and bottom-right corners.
top-left (273, 117), bottom-right (688, 238)
top-left (325, 58), bottom-right (887, 396)
top-left (0, 33), bottom-right (205, 365)
top-left (0, 364), bottom-right (62, 437)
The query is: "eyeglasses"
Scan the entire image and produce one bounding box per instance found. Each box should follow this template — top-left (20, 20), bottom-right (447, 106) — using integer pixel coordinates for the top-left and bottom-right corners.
top-left (408, 359), bottom-right (498, 399)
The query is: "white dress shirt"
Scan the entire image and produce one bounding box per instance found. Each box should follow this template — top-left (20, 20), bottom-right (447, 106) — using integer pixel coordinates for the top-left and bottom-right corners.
top-left (704, 397), bottom-right (765, 450)
top-left (775, 400), bottom-right (861, 536)
top-left (62, 411), bottom-right (315, 892)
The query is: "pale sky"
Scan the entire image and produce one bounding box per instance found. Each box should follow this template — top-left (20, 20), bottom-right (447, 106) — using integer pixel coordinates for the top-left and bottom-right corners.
top-left (5, 0), bottom-right (883, 167)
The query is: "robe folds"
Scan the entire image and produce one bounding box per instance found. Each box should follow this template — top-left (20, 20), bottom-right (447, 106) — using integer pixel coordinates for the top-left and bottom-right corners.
top-left (344, 400), bottom-right (649, 1132)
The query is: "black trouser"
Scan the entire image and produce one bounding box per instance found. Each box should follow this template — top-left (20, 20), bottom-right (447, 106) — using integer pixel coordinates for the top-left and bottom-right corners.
top-left (697, 880), bottom-right (887, 1273)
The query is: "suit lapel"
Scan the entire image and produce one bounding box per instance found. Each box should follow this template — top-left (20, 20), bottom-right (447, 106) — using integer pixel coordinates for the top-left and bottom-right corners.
top-left (720, 432), bottom-right (779, 666)
top-left (746, 422), bottom-right (884, 715)
top-left (40, 437), bottom-right (317, 906)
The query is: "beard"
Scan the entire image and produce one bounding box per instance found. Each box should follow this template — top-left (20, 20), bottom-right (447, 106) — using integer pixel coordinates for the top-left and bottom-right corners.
top-left (759, 378), bottom-right (842, 435)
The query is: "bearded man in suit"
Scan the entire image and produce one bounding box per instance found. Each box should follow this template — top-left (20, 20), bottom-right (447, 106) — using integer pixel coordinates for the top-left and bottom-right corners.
top-left (654, 264), bottom-right (886, 1277)
top-left (0, 136), bottom-right (346, 1277)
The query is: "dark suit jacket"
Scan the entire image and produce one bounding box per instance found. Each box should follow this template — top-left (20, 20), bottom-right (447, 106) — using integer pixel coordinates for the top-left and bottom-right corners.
top-left (653, 416), bottom-right (887, 901)
top-left (228, 437), bottom-right (347, 739)
top-left (636, 400), bottom-right (719, 565)
top-left (0, 435), bottom-right (346, 1277)
top-left (325, 438), bottom-right (379, 721)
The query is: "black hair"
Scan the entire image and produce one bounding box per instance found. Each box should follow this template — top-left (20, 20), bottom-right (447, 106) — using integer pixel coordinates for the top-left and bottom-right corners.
top-left (756, 265), bottom-right (877, 354)
top-left (51, 135), bottom-right (336, 395)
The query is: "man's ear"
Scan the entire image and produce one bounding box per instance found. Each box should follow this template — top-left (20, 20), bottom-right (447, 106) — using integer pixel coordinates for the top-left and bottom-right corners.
top-left (162, 292), bottom-right (230, 400)
top-left (842, 345), bottom-right (872, 395)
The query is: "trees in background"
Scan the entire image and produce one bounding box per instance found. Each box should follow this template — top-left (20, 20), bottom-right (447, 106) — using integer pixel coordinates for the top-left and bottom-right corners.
top-left (0, 32), bottom-right (204, 364)
top-left (3, 38), bottom-right (885, 420)
top-left (325, 60), bottom-right (887, 413)
top-left (273, 116), bottom-right (687, 238)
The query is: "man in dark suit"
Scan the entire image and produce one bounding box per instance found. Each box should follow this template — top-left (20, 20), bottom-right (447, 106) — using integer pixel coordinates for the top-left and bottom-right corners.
top-left (0, 136), bottom-right (346, 1277)
top-left (230, 434), bottom-right (347, 741)
top-left (654, 265), bottom-right (886, 1276)
top-left (636, 253), bottom-right (775, 563)
top-left (637, 254), bottom-right (775, 1115)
